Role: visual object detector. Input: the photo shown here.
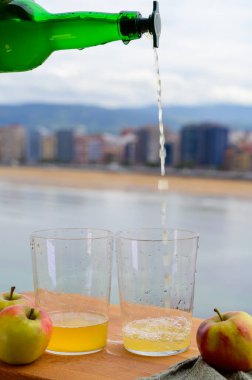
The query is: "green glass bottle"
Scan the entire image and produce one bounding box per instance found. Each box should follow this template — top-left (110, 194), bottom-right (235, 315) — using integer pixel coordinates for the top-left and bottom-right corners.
top-left (0, 0), bottom-right (161, 73)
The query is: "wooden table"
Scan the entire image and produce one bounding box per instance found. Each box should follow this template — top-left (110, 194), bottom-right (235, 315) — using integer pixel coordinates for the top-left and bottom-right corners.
top-left (0, 306), bottom-right (202, 380)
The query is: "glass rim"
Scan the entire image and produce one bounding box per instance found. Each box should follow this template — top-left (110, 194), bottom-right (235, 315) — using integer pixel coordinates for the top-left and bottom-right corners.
top-left (30, 227), bottom-right (113, 241)
top-left (115, 228), bottom-right (199, 242)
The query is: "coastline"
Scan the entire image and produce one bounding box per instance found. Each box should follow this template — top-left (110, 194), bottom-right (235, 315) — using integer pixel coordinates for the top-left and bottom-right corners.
top-left (0, 166), bottom-right (252, 198)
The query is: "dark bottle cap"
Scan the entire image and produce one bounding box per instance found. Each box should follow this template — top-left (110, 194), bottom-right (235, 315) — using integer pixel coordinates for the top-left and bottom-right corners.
top-left (120, 1), bottom-right (161, 48)
top-left (150, 1), bottom-right (161, 48)
top-left (138, 1), bottom-right (161, 47)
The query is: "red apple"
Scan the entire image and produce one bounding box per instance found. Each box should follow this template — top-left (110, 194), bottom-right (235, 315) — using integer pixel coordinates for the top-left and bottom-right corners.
top-left (0, 305), bottom-right (52, 364)
top-left (197, 308), bottom-right (252, 372)
top-left (0, 286), bottom-right (34, 311)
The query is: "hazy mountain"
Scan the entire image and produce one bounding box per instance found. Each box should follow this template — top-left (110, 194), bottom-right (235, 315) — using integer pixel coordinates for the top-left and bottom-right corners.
top-left (0, 103), bottom-right (251, 133)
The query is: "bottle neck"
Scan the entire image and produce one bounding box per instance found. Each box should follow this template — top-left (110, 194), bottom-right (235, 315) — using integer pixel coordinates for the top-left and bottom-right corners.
top-left (47, 11), bottom-right (141, 51)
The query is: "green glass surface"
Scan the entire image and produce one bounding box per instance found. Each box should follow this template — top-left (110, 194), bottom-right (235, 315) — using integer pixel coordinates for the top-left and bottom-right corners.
top-left (0, 0), bottom-right (141, 72)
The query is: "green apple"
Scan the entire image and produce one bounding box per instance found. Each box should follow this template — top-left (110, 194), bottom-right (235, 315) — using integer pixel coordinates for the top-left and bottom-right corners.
top-left (0, 305), bottom-right (52, 364)
top-left (0, 286), bottom-right (34, 311)
top-left (197, 308), bottom-right (252, 372)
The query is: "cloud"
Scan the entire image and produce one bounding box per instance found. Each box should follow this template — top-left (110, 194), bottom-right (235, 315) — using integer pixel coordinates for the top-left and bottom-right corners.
top-left (0, 0), bottom-right (251, 106)
top-left (210, 86), bottom-right (252, 104)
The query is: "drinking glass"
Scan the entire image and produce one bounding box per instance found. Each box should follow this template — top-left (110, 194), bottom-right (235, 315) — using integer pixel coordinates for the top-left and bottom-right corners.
top-left (31, 228), bottom-right (113, 355)
top-left (116, 228), bottom-right (199, 356)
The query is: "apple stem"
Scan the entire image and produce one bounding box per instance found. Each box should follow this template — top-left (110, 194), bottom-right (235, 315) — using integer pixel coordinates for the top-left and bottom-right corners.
top-left (214, 308), bottom-right (224, 321)
top-left (9, 286), bottom-right (16, 301)
top-left (28, 308), bottom-right (35, 320)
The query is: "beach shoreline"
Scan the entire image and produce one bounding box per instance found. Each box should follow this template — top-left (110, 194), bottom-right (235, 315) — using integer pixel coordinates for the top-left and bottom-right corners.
top-left (0, 165), bottom-right (252, 198)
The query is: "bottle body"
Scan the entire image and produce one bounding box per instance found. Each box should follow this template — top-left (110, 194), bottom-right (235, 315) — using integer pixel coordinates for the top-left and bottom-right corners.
top-left (0, 1), bottom-right (142, 73)
top-left (0, 19), bottom-right (50, 72)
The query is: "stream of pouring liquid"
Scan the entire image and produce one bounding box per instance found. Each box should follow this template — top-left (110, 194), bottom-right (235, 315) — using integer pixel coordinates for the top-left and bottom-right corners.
top-left (154, 48), bottom-right (166, 178)
top-left (154, 47), bottom-right (169, 229)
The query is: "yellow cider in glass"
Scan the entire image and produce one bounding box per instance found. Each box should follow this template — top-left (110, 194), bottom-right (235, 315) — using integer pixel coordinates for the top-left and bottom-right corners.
top-left (47, 312), bottom-right (108, 354)
top-left (123, 316), bottom-right (191, 353)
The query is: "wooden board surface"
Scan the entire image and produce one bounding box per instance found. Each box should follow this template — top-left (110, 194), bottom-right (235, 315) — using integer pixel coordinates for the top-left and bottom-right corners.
top-left (0, 305), bottom-right (202, 380)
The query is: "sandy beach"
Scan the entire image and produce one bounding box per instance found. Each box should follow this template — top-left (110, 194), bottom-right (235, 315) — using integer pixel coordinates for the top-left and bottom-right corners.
top-left (0, 166), bottom-right (252, 198)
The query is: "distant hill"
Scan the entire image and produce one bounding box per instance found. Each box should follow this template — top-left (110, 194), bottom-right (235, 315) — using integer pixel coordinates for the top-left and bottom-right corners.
top-left (0, 103), bottom-right (251, 133)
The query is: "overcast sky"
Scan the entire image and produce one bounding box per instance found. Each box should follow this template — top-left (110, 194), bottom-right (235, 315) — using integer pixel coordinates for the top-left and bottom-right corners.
top-left (0, 0), bottom-right (251, 107)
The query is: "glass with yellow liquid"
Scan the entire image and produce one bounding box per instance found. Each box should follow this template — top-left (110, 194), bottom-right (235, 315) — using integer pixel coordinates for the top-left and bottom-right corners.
top-left (31, 228), bottom-right (113, 355)
top-left (116, 228), bottom-right (198, 356)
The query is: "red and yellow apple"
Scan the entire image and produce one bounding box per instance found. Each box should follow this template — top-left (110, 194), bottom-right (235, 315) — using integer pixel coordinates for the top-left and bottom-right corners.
top-left (0, 305), bottom-right (52, 365)
top-left (0, 286), bottom-right (34, 311)
top-left (197, 308), bottom-right (252, 372)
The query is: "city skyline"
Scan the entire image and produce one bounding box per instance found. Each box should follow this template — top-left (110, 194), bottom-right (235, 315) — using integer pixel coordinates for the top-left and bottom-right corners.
top-left (0, 0), bottom-right (251, 107)
top-left (1, 121), bottom-right (252, 173)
